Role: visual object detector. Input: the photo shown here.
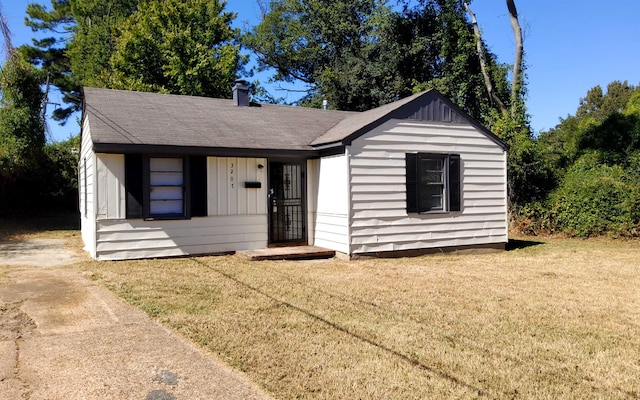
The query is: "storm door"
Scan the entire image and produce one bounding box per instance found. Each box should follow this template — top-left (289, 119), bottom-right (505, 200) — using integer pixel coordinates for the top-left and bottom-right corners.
top-left (268, 161), bottom-right (306, 245)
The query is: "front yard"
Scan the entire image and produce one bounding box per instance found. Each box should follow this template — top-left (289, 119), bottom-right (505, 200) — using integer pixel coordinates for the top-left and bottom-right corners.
top-left (76, 237), bottom-right (640, 399)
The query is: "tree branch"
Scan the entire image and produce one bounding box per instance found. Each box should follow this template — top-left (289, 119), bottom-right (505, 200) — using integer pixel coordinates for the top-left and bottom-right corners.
top-left (464, 2), bottom-right (508, 116)
top-left (0, 4), bottom-right (15, 57)
top-left (507, 0), bottom-right (523, 118)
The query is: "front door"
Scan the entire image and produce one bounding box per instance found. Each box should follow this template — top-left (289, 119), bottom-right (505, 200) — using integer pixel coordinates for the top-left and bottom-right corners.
top-left (268, 161), bottom-right (306, 245)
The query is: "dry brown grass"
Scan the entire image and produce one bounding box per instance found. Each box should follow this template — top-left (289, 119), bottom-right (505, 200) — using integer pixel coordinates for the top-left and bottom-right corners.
top-left (77, 237), bottom-right (640, 399)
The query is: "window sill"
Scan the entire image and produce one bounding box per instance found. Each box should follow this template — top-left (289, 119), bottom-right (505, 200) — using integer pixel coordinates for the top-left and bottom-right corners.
top-left (144, 215), bottom-right (190, 221)
top-left (409, 210), bottom-right (462, 215)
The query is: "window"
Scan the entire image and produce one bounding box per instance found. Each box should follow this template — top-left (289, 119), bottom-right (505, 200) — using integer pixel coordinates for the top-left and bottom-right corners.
top-left (149, 157), bottom-right (184, 216)
top-left (125, 154), bottom-right (207, 220)
top-left (406, 153), bottom-right (461, 213)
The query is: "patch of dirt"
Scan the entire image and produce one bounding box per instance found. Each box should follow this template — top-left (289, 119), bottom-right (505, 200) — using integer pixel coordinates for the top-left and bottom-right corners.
top-left (0, 302), bottom-right (36, 340)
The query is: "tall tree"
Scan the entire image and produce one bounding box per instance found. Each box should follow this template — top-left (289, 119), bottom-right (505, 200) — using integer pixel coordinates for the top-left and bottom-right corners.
top-left (22, 0), bottom-right (243, 118)
top-left (246, 0), bottom-right (509, 119)
top-left (108, 0), bottom-right (242, 97)
top-left (67, 0), bottom-right (140, 88)
top-left (462, 0), bottom-right (555, 206)
top-left (246, 0), bottom-right (401, 110)
top-left (412, 0), bottom-right (510, 124)
top-left (464, 0), bottom-right (523, 118)
top-left (20, 0), bottom-right (79, 122)
top-left (0, 7), bottom-right (45, 202)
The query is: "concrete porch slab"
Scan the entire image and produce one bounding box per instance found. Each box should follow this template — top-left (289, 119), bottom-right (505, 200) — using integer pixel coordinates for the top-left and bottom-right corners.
top-left (236, 246), bottom-right (335, 261)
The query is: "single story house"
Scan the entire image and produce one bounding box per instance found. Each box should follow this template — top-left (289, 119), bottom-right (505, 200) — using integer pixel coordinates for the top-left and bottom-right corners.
top-left (79, 82), bottom-right (508, 261)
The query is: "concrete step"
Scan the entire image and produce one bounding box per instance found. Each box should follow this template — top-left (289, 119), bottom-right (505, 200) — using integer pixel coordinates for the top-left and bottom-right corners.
top-left (236, 246), bottom-right (335, 261)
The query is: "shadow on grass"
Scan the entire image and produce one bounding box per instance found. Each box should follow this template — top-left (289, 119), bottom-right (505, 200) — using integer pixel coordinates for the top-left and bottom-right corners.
top-left (0, 211), bottom-right (80, 241)
top-left (506, 238), bottom-right (544, 251)
top-left (193, 258), bottom-right (491, 397)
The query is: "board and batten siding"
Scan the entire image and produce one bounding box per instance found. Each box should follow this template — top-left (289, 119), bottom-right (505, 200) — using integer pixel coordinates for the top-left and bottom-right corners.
top-left (348, 119), bottom-right (508, 254)
top-left (91, 155), bottom-right (268, 260)
top-left (312, 153), bottom-right (350, 254)
top-left (96, 154), bottom-right (125, 219)
top-left (79, 116), bottom-right (97, 258)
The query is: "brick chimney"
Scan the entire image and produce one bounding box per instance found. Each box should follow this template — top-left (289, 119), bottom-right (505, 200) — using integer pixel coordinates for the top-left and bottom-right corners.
top-left (232, 79), bottom-right (250, 107)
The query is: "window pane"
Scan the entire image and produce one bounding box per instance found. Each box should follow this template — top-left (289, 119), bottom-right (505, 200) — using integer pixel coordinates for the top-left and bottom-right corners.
top-left (420, 184), bottom-right (443, 211)
top-left (419, 155), bottom-right (445, 211)
top-left (422, 171), bottom-right (443, 184)
top-left (421, 158), bottom-right (443, 171)
top-left (149, 157), bottom-right (184, 216)
top-left (150, 200), bottom-right (183, 214)
top-left (150, 158), bottom-right (183, 172)
top-left (150, 171), bottom-right (183, 186)
top-left (150, 186), bottom-right (183, 200)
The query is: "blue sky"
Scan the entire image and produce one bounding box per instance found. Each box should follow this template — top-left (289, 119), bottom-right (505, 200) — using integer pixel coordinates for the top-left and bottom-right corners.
top-left (3, 0), bottom-right (639, 141)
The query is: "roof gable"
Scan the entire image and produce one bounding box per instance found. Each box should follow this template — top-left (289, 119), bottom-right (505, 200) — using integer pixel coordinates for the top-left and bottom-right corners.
top-left (311, 89), bottom-right (508, 150)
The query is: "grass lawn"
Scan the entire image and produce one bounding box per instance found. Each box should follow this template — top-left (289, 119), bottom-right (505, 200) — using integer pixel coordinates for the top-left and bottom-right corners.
top-left (76, 237), bottom-right (640, 399)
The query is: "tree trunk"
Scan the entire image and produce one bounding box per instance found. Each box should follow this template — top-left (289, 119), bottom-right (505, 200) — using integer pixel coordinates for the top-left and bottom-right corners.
top-left (507, 0), bottom-right (523, 118)
top-left (463, 2), bottom-right (508, 116)
top-left (0, 6), bottom-right (15, 56)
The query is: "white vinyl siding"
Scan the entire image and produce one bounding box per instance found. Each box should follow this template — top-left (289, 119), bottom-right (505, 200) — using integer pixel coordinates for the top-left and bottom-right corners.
top-left (95, 215), bottom-right (267, 260)
top-left (79, 117), bottom-right (97, 258)
top-left (89, 155), bottom-right (268, 260)
top-left (348, 120), bottom-right (508, 254)
top-left (312, 153), bottom-right (350, 254)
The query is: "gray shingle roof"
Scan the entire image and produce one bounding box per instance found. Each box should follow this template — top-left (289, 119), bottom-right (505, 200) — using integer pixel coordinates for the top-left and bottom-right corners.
top-left (310, 91), bottom-right (424, 146)
top-left (83, 87), bottom-right (353, 152)
top-left (83, 87), bottom-right (507, 154)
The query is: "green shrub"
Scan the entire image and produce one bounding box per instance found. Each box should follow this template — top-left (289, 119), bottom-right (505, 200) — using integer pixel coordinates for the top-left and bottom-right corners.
top-left (547, 152), bottom-right (640, 237)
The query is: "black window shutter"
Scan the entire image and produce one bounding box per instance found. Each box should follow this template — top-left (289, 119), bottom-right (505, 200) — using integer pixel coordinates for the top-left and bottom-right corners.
top-left (125, 154), bottom-right (144, 218)
top-left (190, 156), bottom-right (208, 217)
top-left (406, 153), bottom-right (418, 213)
top-left (449, 154), bottom-right (461, 212)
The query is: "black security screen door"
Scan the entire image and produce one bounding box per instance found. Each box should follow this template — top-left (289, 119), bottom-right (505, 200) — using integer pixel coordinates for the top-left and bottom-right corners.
top-left (268, 162), bottom-right (306, 244)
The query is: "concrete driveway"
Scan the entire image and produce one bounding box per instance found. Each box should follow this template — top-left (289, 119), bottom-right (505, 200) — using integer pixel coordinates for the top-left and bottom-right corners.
top-left (0, 238), bottom-right (80, 267)
top-left (0, 240), bottom-right (272, 400)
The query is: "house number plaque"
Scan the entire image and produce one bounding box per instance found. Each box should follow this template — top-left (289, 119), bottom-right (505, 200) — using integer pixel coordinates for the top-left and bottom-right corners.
top-left (229, 161), bottom-right (235, 189)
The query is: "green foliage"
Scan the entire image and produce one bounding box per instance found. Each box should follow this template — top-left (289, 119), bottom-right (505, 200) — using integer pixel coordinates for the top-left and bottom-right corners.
top-left (540, 81), bottom-right (640, 173)
top-left (491, 110), bottom-right (555, 205)
top-left (67, 0), bottom-right (141, 88)
top-left (42, 135), bottom-right (80, 208)
top-left (246, 0), bottom-right (508, 119)
top-left (108, 0), bottom-right (241, 97)
top-left (246, 0), bottom-right (401, 110)
top-left (547, 152), bottom-right (640, 237)
top-left (0, 55), bottom-right (45, 184)
top-left (526, 82), bottom-right (640, 237)
top-left (576, 81), bottom-right (636, 123)
top-left (23, 0), bottom-right (242, 113)
top-left (577, 111), bottom-right (640, 165)
top-left (0, 53), bottom-right (79, 212)
top-left (413, 0), bottom-right (510, 124)
top-left (0, 135), bottom-right (79, 213)
top-left (21, 0), bottom-right (80, 122)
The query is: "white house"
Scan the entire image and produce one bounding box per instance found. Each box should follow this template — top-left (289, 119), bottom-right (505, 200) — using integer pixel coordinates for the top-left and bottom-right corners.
top-left (79, 82), bottom-right (508, 261)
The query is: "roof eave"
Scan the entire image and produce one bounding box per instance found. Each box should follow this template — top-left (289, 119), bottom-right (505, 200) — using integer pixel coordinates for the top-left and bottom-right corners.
top-left (92, 142), bottom-right (320, 159)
